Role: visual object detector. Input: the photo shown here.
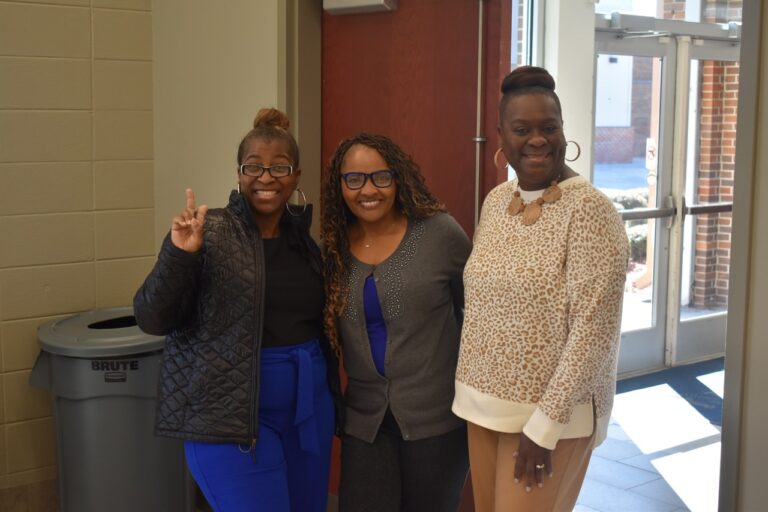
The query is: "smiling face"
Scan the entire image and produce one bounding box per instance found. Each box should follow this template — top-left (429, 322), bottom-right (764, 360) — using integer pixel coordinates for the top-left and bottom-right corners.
top-left (238, 137), bottom-right (300, 222)
top-left (499, 92), bottom-right (566, 190)
top-left (340, 144), bottom-right (398, 226)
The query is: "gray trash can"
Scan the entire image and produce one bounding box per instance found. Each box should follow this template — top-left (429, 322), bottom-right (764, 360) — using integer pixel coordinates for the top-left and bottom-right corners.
top-left (30, 307), bottom-right (193, 512)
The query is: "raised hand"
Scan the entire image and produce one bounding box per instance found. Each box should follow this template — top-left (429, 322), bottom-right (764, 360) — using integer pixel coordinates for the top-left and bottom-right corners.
top-left (170, 188), bottom-right (208, 253)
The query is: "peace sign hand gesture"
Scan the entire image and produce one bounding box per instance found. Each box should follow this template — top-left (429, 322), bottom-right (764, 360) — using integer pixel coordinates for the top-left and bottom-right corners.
top-left (171, 188), bottom-right (209, 253)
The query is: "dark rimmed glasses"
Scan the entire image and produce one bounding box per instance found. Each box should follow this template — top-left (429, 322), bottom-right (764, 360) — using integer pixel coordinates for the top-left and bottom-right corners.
top-left (341, 170), bottom-right (395, 190)
top-left (239, 163), bottom-right (294, 178)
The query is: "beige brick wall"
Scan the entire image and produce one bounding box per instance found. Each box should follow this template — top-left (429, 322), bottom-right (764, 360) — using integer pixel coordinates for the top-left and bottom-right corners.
top-left (0, 0), bottom-right (154, 507)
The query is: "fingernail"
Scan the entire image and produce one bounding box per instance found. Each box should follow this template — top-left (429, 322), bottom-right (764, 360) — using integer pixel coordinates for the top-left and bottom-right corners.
top-left (514, 478), bottom-right (519, 484)
top-left (549, 472), bottom-right (554, 478)
top-left (512, 451), bottom-right (518, 457)
top-left (538, 483), bottom-right (543, 488)
top-left (525, 486), bottom-right (531, 493)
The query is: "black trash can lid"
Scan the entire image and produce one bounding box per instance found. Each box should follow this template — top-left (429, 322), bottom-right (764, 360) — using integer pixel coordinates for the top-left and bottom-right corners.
top-left (37, 307), bottom-right (164, 358)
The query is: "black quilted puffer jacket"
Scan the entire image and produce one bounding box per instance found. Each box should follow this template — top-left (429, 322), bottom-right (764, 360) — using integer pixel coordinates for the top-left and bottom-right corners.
top-left (134, 190), bottom-right (341, 444)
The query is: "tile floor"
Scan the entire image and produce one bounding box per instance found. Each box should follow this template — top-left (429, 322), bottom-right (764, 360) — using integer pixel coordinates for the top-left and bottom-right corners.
top-left (210, 359), bottom-right (726, 512)
top-left (574, 358), bottom-right (724, 512)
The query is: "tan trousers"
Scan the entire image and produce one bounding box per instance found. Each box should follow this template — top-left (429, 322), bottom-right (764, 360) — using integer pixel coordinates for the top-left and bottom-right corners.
top-left (467, 422), bottom-right (594, 512)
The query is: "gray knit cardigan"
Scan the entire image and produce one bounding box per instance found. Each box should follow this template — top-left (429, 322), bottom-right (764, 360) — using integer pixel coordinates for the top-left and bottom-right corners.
top-left (339, 212), bottom-right (472, 442)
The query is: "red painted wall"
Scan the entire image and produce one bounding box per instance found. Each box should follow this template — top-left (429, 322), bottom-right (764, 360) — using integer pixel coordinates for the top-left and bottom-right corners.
top-left (322, 2), bottom-right (509, 509)
top-left (322, 0), bottom-right (508, 234)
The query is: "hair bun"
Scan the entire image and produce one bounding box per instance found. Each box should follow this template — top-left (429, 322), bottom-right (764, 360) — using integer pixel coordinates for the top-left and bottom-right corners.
top-left (501, 66), bottom-right (556, 95)
top-left (253, 107), bottom-right (290, 131)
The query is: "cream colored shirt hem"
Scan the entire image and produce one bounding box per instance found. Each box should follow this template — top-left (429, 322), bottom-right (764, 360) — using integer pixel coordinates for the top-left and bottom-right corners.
top-left (453, 380), bottom-right (609, 449)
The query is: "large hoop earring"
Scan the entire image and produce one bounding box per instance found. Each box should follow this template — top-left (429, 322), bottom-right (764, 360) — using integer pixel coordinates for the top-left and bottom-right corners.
top-left (566, 140), bottom-right (581, 162)
top-left (286, 187), bottom-right (307, 217)
top-left (237, 182), bottom-right (241, 194)
top-left (493, 147), bottom-right (507, 170)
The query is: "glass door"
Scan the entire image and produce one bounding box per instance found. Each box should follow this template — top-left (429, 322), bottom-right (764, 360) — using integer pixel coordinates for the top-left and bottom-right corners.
top-left (675, 40), bottom-right (739, 364)
top-left (595, 16), bottom-right (740, 376)
top-left (593, 33), bottom-right (676, 376)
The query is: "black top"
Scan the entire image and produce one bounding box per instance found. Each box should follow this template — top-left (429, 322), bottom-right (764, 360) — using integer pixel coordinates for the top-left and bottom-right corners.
top-left (262, 235), bottom-right (325, 347)
top-left (134, 191), bottom-right (343, 443)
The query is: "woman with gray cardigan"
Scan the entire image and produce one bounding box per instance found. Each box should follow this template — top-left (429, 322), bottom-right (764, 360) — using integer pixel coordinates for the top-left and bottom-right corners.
top-left (322, 133), bottom-right (471, 512)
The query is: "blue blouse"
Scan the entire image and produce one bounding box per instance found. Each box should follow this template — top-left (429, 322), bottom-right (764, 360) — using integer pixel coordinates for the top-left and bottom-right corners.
top-left (363, 274), bottom-right (387, 376)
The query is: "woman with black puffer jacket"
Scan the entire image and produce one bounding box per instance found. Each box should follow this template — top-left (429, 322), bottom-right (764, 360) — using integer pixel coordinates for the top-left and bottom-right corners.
top-left (134, 108), bottom-right (341, 512)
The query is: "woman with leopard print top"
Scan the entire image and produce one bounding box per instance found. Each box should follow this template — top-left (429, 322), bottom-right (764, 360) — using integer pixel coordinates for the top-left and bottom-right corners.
top-left (452, 66), bottom-right (629, 512)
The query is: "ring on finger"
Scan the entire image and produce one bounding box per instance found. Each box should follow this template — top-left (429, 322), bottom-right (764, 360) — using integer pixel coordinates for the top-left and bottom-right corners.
top-left (535, 464), bottom-right (546, 470)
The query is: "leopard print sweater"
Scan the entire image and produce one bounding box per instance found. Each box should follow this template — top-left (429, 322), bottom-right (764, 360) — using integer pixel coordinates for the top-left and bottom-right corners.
top-left (452, 176), bottom-right (629, 450)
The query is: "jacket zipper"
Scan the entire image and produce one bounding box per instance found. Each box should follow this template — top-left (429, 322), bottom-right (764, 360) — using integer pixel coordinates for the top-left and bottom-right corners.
top-left (250, 227), bottom-right (265, 447)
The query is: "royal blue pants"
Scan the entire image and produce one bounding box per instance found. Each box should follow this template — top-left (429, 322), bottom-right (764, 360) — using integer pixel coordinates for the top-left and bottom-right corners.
top-left (184, 339), bottom-right (335, 512)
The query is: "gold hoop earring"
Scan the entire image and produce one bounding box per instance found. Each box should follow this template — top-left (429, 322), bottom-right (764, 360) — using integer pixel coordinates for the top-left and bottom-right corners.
top-left (566, 140), bottom-right (581, 162)
top-left (493, 148), bottom-right (507, 170)
top-left (286, 187), bottom-right (307, 217)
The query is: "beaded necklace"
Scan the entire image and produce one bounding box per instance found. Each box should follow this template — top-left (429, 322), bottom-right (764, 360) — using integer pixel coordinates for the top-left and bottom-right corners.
top-left (507, 179), bottom-right (563, 225)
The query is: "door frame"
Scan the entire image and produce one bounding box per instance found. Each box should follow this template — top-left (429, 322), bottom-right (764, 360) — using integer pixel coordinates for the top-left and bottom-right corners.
top-left (594, 31), bottom-right (677, 377)
top-left (595, 14), bottom-right (741, 377)
top-left (676, 38), bottom-right (739, 364)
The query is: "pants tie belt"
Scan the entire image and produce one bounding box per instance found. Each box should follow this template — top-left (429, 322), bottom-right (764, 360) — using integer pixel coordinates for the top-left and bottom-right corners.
top-left (290, 345), bottom-right (319, 454)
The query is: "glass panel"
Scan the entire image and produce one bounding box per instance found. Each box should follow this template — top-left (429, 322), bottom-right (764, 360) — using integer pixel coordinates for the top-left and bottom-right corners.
top-left (593, 54), bottom-right (661, 202)
top-left (595, 0), bottom-right (656, 17)
top-left (681, 58), bottom-right (738, 317)
top-left (509, 0), bottom-right (542, 70)
top-left (510, 0), bottom-right (531, 68)
top-left (594, 53), bottom-right (663, 334)
top-left (622, 218), bottom-right (657, 332)
top-left (702, 0), bottom-right (742, 23)
top-left (595, 0), bottom-right (742, 23)
top-left (681, 212), bottom-right (730, 318)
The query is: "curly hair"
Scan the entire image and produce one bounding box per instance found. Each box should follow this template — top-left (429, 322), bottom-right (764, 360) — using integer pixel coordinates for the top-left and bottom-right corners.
top-left (321, 133), bottom-right (445, 354)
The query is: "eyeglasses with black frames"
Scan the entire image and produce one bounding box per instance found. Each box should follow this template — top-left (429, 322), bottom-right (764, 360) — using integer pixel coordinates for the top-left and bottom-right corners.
top-left (341, 170), bottom-right (395, 190)
top-left (239, 163), bottom-right (294, 178)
